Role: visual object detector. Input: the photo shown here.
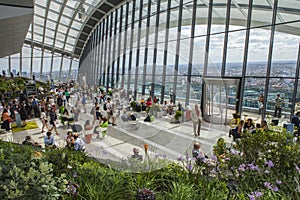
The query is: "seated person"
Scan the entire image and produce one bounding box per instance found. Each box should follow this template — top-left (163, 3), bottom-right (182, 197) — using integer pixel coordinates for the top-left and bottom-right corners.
top-left (66, 130), bottom-right (75, 149)
top-left (1, 109), bottom-right (12, 131)
top-left (44, 131), bottom-right (55, 148)
top-left (145, 97), bottom-right (152, 108)
top-left (61, 109), bottom-right (74, 125)
top-left (131, 147), bottom-right (143, 162)
top-left (243, 118), bottom-right (255, 133)
top-left (84, 120), bottom-right (93, 131)
top-left (229, 120), bottom-right (244, 141)
top-left (74, 133), bottom-right (85, 151)
top-left (22, 135), bottom-right (34, 146)
top-left (213, 138), bottom-right (227, 160)
top-left (261, 120), bottom-right (268, 131)
top-left (251, 123), bottom-right (261, 134)
top-left (192, 142), bottom-right (206, 165)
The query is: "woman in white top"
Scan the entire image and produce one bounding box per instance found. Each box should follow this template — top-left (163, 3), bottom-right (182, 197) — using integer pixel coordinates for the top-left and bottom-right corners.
top-left (191, 104), bottom-right (202, 136)
top-left (40, 107), bottom-right (49, 132)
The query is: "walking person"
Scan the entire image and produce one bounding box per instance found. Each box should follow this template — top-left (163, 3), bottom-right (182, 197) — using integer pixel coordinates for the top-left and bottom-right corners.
top-left (106, 97), bottom-right (116, 126)
top-left (49, 107), bottom-right (59, 135)
top-left (191, 104), bottom-right (202, 136)
top-left (40, 107), bottom-right (49, 132)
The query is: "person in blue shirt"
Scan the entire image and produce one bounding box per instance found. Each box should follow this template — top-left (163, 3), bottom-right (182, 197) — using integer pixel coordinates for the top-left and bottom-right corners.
top-left (44, 131), bottom-right (54, 147)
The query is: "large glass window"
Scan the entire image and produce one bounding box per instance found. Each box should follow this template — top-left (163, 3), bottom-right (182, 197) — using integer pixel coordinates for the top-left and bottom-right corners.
top-left (22, 46), bottom-right (31, 78)
top-left (10, 53), bottom-right (20, 76)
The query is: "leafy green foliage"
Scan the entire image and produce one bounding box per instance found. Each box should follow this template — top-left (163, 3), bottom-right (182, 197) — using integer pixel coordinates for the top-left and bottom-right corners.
top-left (3, 127), bottom-right (300, 199)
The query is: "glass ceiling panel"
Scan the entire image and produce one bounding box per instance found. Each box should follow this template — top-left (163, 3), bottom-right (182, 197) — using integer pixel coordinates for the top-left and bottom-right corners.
top-left (60, 16), bottom-right (71, 26)
top-left (33, 33), bottom-right (43, 42)
top-left (45, 29), bottom-right (55, 39)
top-left (65, 44), bottom-right (73, 52)
top-left (72, 21), bottom-right (82, 31)
top-left (49, 1), bottom-right (61, 11)
top-left (33, 25), bottom-right (44, 35)
top-left (48, 11), bottom-right (59, 22)
top-left (45, 37), bottom-right (53, 46)
top-left (63, 7), bottom-right (74, 17)
top-left (69, 29), bottom-right (78, 38)
top-left (34, 16), bottom-right (45, 25)
top-left (35, 0), bottom-right (48, 6)
top-left (35, 5), bottom-right (46, 17)
top-left (56, 32), bottom-right (66, 42)
top-left (57, 24), bottom-right (68, 33)
top-left (46, 20), bottom-right (56, 30)
top-left (66, 0), bottom-right (77, 8)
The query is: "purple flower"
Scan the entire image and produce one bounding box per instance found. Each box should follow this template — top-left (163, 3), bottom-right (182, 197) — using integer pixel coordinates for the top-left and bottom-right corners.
top-left (276, 180), bottom-right (282, 185)
top-left (73, 172), bottom-right (77, 178)
top-left (265, 160), bottom-right (274, 168)
top-left (273, 186), bottom-right (279, 192)
top-left (177, 156), bottom-right (184, 161)
top-left (248, 163), bottom-right (259, 171)
top-left (162, 154), bottom-right (167, 159)
top-left (264, 170), bottom-right (270, 174)
top-left (248, 194), bottom-right (255, 200)
top-left (225, 157), bottom-right (230, 161)
top-left (295, 164), bottom-right (300, 174)
top-left (264, 182), bottom-right (273, 190)
top-left (248, 191), bottom-right (262, 200)
top-left (238, 164), bottom-right (246, 172)
top-left (186, 164), bottom-right (193, 171)
top-left (211, 155), bottom-right (218, 162)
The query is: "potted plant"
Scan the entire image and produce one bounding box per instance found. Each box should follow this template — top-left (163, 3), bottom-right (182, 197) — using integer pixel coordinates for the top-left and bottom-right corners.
top-left (130, 101), bottom-right (137, 110)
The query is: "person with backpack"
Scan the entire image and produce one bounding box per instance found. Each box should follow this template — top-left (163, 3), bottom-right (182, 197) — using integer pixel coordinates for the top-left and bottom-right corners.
top-left (49, 106), bottom-right (59, 135)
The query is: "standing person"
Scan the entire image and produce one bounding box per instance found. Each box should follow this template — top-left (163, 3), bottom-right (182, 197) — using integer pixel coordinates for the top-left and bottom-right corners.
top-left (274, 94), bottom-right (283, 118)
top-left (19, 102), bottom-right (27, 127)
top-left (40, 107), bottom-right (49, 132)
top-left (106, 97), bottom-right (116, 126)
top-left (191, 104), bottom-right (202, 136)
top-left (65, 89), bottom-right (70, 103)
top-left (81, 94), bottom-right (87, 113)
top-left (258, 94), bottom-right (264, 114)
top-left (49, 107), bottom-right (59, 135)
top-left (91, 102), bottom-right (99, 125)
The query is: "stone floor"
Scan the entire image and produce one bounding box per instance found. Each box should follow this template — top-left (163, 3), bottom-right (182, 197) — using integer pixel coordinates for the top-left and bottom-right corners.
top-left (0, 98), bottom-right (290, 167)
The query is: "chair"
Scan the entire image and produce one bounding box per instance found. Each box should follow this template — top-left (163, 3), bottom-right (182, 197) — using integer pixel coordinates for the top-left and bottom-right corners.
top-left (121, 114), bottom-right (139, 130)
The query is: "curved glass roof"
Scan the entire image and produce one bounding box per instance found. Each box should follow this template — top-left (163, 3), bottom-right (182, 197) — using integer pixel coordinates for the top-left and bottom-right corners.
top-left (25, 0), bottom-right (124, 59)
top-left (25, 0), bottom-right (300, 60)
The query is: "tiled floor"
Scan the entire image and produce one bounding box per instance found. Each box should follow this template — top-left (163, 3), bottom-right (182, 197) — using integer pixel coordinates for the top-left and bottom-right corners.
top-left (1, 97), bottom-right (288, 167)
